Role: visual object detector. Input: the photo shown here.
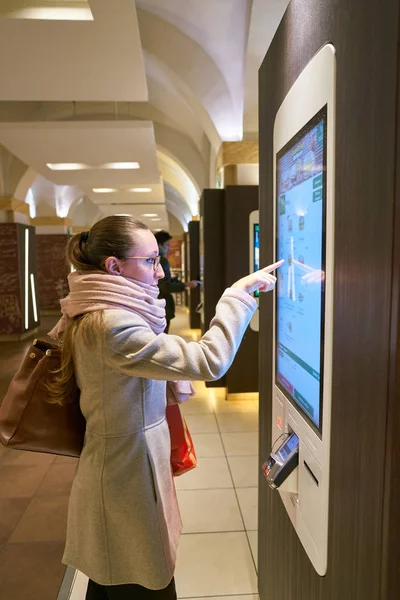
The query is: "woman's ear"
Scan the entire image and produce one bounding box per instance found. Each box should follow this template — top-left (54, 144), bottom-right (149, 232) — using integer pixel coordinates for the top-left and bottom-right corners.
top-left (104, 256), bottom-right (122, 275)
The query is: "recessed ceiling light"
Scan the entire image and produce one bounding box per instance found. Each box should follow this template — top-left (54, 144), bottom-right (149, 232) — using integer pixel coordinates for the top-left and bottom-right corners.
top-left (151, 218), bottom-right (161, 222)
top-left (101, 162), bottom-right (140, 170)
top-left (9, 8), bottom-right (93, 21)
top-left (142, 213), bottom-right (158, 217)
top-left (93, 188), bottom-right (117, 193)
top-left (47, 163), bottom-right (88, 170)
top-left (46, 162), bottom-right (140, 171)
top-left (129, 187), bottom-right (152, 193)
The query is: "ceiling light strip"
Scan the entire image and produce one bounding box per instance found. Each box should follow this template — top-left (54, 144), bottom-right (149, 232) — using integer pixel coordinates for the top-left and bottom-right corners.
top-left (48, 162), bottom-right (140, 171)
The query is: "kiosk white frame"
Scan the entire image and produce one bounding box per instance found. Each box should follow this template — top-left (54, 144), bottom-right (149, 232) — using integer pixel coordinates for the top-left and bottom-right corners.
top-left (271, 43), bottom-right (336, 576)
top-left (249, 210), bottom-right (259, 332)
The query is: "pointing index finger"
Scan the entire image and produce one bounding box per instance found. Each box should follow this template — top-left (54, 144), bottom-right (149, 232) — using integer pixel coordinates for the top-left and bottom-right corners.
top-left (262, 259), bottom-right (285, 273)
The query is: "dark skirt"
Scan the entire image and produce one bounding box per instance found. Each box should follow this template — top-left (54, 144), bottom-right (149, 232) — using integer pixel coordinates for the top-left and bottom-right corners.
top-left (85, 577), bottom-right (177, 600)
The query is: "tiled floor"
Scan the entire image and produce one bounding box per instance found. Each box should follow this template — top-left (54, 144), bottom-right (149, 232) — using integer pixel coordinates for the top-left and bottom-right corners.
top-left (0, 309), bottom-right (260, 600)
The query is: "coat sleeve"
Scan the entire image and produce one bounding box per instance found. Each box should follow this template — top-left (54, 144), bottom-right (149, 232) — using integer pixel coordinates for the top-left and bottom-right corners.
top-left (158, 277), bottom-right (185, 296)
top-left (104, 288), bottom-right (257, 382)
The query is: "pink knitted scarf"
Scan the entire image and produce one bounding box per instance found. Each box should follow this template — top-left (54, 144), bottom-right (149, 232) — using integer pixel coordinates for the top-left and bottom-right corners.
top-left (48, 270), bottom-right (167, 339)
top-left (48, 270), bottom-right (195, 404)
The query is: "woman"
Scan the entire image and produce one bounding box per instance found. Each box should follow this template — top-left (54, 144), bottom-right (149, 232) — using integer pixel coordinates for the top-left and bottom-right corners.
top-left (49, 215), bottom-right (282, 600)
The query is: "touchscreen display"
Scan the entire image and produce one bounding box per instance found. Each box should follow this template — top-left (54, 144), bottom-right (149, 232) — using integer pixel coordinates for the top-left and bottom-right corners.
top-left (276, 106), bottom-right (327, 431)
top-left (253, 224), bottom-right (260, 298)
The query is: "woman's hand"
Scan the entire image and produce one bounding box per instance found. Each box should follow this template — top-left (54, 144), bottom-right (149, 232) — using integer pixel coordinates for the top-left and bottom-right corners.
top-left (231, 260), bottom-right (284, 295)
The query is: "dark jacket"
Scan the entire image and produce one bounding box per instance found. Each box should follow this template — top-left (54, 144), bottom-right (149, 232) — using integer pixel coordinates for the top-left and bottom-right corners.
top-left (157, 256), bottom-right (185, 321)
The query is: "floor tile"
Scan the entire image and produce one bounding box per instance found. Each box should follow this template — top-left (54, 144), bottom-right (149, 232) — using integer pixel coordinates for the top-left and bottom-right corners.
top-left (1, 449), bottom-right (56, 467)
top-left (177, 489), bottom-right (244, 533)
top-left (190, 432), bottom-right (225, 457)
top-left (8, 495), bottom-right (69, 543)
top-left (0, 498), bottom-right (31, 545)
top-left (191, 380), bottom-right (208, 394)
top-left (237, 488), bottom-right (258, 531)
top-left (175, 532), bottom-right (258, 597)
top-left (221, 432), bottom-right (259, 456)
top-left (228, 456), bottom-right (259, 488)
top-left (0, 443), bottom-right (9, 464)
top-left (206, 386), bottom-right (227, 401)
top-left (184, 414), bottom-right (218, 434)
top-left (0, 464), bottom-right (51, 498)
top-left (180, 398), bottom-right (213, 415)
top-left (54, 455), bottom-right (79, 465)
top-left (212, 398), bottom-right (258, 413)
top-left (247, 530), bottom-right (258, 568)
top-left (35, 463), bottom-right (77, 496)
top-left (174, 457), bottom-right (233, 490)
top-left (0, 541), bottom-right (66, 600)
top-left (216, 412), bottom-right (259, 433)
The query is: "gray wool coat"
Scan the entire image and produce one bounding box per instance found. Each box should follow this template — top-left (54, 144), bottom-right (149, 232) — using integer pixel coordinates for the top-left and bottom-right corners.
top-left (63, 288), bottom-right (257, 589)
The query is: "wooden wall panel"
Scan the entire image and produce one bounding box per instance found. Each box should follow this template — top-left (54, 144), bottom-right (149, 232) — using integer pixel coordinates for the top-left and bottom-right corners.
top-left (258, 1), bottom-right (399, 599)
top-left (200, 189), bottom-right (226, 387)
top-left (381, 15), bottom-right (400, 597)
top-left (188, 221), bottom-right (201, 329)
top-left (224, 185), bottom-right (259, 394)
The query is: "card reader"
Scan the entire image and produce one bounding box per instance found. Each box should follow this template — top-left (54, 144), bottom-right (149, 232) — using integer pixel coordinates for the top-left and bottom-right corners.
top-left (263, 432), bottom-right (299, 489)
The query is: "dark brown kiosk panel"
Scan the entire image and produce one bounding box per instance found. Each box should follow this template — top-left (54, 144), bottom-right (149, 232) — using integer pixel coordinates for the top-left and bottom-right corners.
top-left (187, 221), bottom-right (201, 329)
top-left (258, 1), bottom-right (400, 599)
top-left (200, 186), bottom-right (259, 395)
top-left (224, 186), bottom-right (259, 394)
top-left (200, 189), bottom-right (225, 387)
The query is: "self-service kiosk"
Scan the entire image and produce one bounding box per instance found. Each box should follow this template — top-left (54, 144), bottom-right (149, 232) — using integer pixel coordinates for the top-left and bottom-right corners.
top-left (264, 44), bottom-right (336, 576)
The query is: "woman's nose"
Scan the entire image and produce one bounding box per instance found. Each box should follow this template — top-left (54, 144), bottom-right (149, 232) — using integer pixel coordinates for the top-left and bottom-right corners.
top-left (156, 264), bottom-right (165, 279)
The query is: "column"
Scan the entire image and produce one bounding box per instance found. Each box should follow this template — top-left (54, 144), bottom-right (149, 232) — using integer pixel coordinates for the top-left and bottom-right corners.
top-left (0, 198), bottom-right (39, 340)
top-left (32, 217), bottom-right (72, 313)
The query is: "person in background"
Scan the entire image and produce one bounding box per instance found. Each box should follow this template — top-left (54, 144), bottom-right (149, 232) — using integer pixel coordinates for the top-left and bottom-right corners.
top-left (155, 230), bottom-right (200, 333)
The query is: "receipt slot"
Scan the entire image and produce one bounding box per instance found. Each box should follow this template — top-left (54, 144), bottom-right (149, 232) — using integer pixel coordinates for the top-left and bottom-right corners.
top-left (268, 44), bottom-right (336, 576)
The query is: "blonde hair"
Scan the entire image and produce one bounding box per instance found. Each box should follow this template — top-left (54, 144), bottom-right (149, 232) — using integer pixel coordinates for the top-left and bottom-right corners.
top-left (47, 215), bottom-right (149, 405)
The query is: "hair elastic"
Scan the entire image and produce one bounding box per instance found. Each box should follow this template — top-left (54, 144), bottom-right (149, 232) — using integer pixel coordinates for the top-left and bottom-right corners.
top-left (80, 230), bottom-right (89, 244)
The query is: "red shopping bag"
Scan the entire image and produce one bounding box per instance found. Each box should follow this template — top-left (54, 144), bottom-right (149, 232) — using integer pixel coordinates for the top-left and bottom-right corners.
top-left (166, 404), bottom-right (197, 476)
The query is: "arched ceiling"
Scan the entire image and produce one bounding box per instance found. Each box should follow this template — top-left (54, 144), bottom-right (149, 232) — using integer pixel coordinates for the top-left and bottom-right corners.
top-left (0, 0), bottom-right (289, 231)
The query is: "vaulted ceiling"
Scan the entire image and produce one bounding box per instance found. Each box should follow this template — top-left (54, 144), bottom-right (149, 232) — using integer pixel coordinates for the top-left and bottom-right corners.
top-left (0, 0), bottom-right (290, 232)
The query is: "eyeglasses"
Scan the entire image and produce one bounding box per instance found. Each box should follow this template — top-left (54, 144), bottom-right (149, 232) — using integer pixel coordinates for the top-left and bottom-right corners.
top-left (124, 255), bottom-right (161, 272)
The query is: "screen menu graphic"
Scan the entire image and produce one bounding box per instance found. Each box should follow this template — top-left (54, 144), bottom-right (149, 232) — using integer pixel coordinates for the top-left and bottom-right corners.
top-left (276, 109), bottom-right (326, 430)
top-left (253, 224), bottom-right (260, 298)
